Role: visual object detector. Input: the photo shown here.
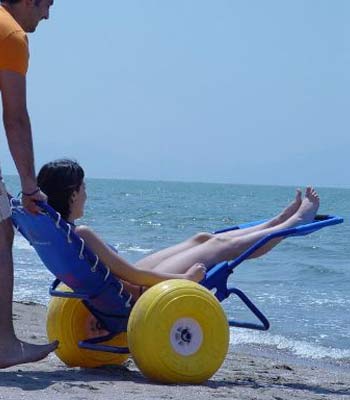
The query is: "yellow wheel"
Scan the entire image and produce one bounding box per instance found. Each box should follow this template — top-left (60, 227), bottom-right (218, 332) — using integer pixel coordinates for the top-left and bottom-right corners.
top-left (46, 285), bottom-right (129, 368)
top-left (127, 280), bottom-right (229, 383)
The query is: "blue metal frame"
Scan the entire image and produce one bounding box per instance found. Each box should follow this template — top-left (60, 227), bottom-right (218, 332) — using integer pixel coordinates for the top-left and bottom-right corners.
top-left (202, 214), bottom-right (343, 331)
top-left (11, 198), bottom-right (343, 355)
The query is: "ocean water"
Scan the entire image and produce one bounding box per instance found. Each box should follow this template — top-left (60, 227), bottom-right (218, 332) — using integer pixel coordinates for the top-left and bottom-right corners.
top-left (5, 176), bottom-right (350, 364)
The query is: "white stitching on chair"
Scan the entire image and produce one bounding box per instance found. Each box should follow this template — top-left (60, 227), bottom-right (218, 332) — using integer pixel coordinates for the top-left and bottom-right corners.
top-left (10, 200), bottom-right (25, 215)
top-left (104, 266), bottom-right (111, 281)
top-left (91, 255), bottom-right (99, 272)
top-left (66, 223), bottom-right (72, 243)
top-left (125, 294), bottom-right (133, 308)
top-left (55, 212), bottom-right (61, 228)
top-left (118, 281), bottom-right (124, 295)
top-left (10, 198), bottom-right (17, 208)
top-left (79, 238), bottom-right (85, 259)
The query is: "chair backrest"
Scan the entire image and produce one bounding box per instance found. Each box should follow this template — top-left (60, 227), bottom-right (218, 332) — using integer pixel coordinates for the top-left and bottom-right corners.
top-left (11, 199), bottom-right (133, 323)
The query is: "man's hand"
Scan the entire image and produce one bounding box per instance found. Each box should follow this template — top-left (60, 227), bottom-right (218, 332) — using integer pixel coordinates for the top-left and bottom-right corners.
top-left (21, 189), bottom-right (47, 214)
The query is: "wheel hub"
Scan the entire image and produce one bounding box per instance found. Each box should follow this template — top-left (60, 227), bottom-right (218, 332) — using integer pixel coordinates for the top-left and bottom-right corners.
top-left (170, 318), bottom-right (203, 356)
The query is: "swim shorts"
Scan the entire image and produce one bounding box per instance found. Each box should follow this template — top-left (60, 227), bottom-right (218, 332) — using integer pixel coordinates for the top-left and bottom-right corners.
top-left (0, 168), bottom-right (11, 222)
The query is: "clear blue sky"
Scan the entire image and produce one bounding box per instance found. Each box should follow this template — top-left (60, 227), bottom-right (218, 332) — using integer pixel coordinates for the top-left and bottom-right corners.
top-left (1, 0), bottom-right (349, 187)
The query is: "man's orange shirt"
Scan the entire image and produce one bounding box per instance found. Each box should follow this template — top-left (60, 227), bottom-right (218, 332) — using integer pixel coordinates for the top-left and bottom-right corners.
top-left (0, 5), bottom-right (28, 76)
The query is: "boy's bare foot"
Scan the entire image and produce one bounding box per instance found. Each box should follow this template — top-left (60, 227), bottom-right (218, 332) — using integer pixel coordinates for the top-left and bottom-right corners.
top-left (0, 338), bottom-right (58, 369)
top-left (286, 187), bottom-right (320, 227)
top-left (274, 188), bottom-right (302, 224)
top-left (219, 188), bottom-right (303, 240)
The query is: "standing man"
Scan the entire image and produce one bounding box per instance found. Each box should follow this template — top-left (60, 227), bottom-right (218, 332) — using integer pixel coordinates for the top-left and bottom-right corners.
top-left (0, 0), bottom-right (57, 368)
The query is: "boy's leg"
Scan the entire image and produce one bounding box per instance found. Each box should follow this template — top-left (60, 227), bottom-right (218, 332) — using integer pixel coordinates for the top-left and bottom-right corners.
top-left (135, 189), bottom-right (302, 271)
top-left (153, 189), bottom-right (319, 274)
top-left (134, 232), bottom-right (213, 270)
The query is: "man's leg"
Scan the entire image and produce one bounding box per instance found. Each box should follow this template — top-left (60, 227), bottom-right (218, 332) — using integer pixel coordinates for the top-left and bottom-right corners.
top-left (0, 218), bottom-right (16, 340)
top-left (0, 181), bottom-right (57, 369)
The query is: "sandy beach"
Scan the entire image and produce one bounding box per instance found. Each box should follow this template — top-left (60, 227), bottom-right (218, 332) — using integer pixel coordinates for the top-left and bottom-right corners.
top-left (0, 302), bottom-right (349, 400)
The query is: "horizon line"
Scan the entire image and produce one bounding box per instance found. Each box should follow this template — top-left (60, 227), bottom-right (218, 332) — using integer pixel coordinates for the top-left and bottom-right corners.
top-left (3, 174), bottom-right (350, 191)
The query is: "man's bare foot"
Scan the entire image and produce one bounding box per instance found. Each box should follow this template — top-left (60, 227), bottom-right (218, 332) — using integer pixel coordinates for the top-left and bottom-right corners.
top-left (0, 338), bottom-right (58, 369)
top-left (285, 187), bottom-right (319, 227)
top-left (273, 188), bottom-right (302, 224)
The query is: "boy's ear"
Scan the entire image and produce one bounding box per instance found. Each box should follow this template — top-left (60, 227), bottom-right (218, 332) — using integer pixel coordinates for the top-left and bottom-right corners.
top-left (70, 192), bottom-right (77, 203)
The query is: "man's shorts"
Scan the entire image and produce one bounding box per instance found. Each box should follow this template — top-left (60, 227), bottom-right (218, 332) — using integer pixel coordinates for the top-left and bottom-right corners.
top-left (0, 167), bottom-right (11, 222)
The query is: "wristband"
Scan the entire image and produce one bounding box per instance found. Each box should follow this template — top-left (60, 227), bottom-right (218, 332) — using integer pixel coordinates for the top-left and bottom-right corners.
top-left (21, 187), bottom-right (41, 197)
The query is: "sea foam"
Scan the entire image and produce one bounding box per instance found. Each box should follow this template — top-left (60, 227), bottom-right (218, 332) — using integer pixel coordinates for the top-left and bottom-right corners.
top-left (230, 328), bottom-right (350, 360)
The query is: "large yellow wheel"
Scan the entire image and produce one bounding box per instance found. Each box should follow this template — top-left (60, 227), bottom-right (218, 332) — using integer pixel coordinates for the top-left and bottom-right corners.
top-left (46, 285), bottom-right (129, 368)
top-left (127, 280), bottom-right (229, 383)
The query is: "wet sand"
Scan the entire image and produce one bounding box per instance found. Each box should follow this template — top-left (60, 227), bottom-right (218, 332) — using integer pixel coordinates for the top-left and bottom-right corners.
top-left (0, 302), bottom-right (349, 400)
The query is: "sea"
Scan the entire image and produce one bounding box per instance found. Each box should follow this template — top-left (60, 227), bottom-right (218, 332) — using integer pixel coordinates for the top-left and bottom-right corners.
top-left (5, 176), bottom-right (350, 366)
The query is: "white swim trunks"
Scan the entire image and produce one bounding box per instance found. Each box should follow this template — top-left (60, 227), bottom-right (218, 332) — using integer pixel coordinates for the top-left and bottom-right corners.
top-left (0, 167), bottom-right (11, 222)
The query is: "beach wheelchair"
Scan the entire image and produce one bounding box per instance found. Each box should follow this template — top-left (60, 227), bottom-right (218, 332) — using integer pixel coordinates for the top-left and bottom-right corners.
top-left (11, 199), bottom-right (343, 383)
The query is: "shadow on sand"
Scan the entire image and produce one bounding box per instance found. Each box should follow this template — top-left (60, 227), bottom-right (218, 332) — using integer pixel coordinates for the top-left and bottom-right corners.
top-left (0, 366), bottom-right (349, 397)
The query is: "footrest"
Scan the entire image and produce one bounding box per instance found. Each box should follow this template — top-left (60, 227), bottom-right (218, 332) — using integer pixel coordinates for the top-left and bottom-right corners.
top-left (49, 278), bottom-right (92, 300)
top-left (79, 333), bottom-right (129, 354)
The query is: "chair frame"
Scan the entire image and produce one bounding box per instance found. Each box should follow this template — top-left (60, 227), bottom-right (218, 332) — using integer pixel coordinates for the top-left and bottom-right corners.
top-left (11, 198), bottom-right (343, 355)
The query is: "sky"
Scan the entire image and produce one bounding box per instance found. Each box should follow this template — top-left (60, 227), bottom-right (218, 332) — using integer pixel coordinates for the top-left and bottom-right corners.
top-left (1, 0), bottom-right (349, 187)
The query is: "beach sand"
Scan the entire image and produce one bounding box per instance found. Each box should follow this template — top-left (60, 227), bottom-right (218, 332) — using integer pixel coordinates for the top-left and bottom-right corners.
top-left (0, 302), bottom-right (349, 400)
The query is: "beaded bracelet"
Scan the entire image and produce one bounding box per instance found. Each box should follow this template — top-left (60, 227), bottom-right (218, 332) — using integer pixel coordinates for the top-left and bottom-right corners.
top-left (20, 187), bottom-right (41, 196)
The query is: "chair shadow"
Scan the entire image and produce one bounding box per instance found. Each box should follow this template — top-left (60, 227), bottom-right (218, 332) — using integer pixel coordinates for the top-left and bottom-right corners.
top-left (0, 365), bottom-right (146, 391)
top-left (0, 366), bottom-right (349, 397)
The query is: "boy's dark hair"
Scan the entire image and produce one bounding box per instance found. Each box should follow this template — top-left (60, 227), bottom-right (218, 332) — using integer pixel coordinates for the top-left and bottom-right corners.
top-left (37, 159), bottom-right (85, 220)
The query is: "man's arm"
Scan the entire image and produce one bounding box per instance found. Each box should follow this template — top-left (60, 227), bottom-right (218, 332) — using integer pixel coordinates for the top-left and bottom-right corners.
top-left (0, 70), bottom-right (36, 190)
top-left (0, 69), bottom-right (46, 212)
